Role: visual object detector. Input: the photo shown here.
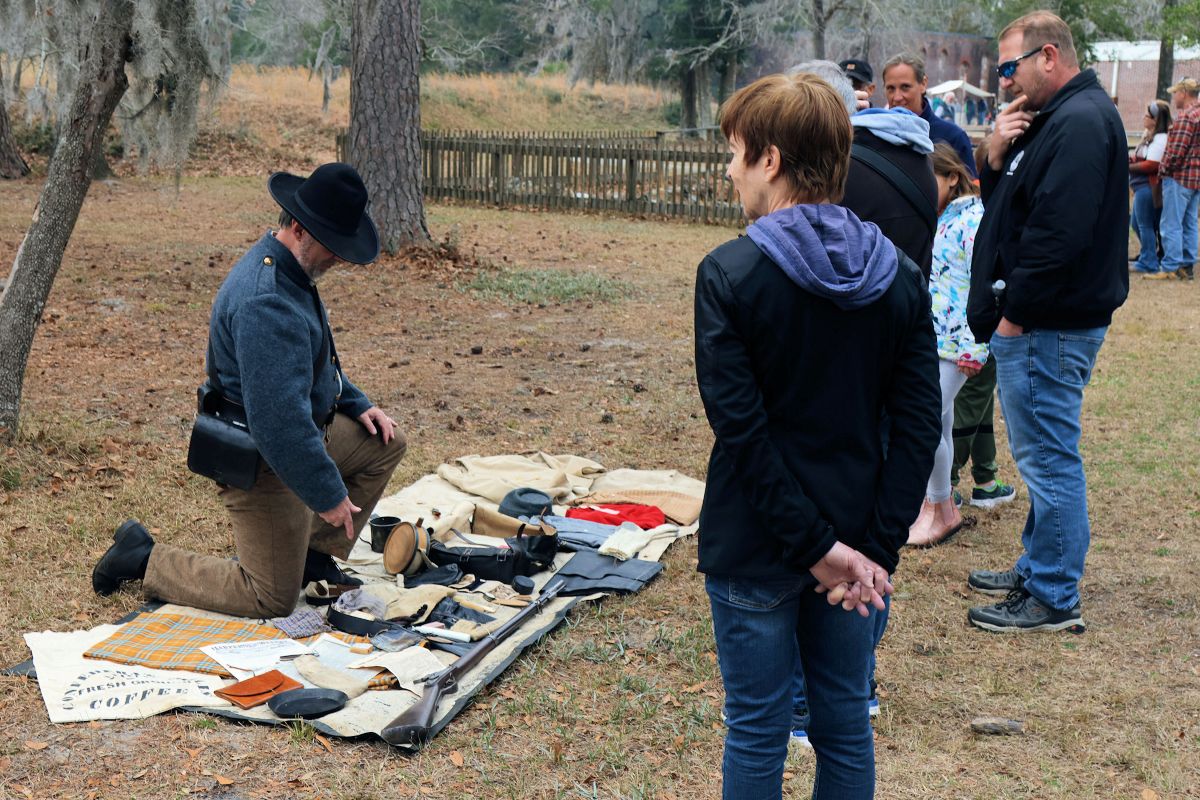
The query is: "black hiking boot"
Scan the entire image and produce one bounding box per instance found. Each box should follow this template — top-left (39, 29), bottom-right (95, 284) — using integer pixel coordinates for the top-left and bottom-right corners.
top-left (967, 588), bottom-right (1085, 634)
top-left (967, 567), bottom-right (1025, 596)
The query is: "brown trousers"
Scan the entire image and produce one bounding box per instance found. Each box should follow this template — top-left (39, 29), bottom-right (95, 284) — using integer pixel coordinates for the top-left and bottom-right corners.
top-left (143, 413), bottom-right (406, 618)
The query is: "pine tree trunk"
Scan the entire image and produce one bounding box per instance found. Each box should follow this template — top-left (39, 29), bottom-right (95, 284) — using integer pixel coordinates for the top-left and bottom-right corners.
top-left (718, 52), bottom-right (738, 107)
top-left (0, 0), bottom-right (133, 438)
top-left (697, 61), bottom-right (714, 129)
top-left (1157, 0), bottom-right (1176, 102)
top-left (811, 0), bottom-right (827, 60)
top-left (680, 68), bottom-right (698, 136)
top-left (347, 0), bottom-right (430, 252)
top-left (0, 61), bottom-right (30, 179)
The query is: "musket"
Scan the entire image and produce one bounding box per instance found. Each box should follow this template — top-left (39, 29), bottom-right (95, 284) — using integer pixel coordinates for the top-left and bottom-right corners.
top-left (381, 578), bottom-right (566, 746)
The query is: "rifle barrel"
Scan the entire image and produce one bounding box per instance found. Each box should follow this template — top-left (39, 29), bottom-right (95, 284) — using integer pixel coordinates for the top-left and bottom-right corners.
top-left (380, 579), bottom-right (565, 746)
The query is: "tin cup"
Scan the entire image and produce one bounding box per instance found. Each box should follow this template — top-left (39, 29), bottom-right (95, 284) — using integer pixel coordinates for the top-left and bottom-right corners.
top-left (369, 515), bottom-right (403, 553)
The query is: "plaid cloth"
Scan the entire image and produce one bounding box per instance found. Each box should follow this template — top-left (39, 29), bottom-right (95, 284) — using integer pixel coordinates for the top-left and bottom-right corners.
top-left (1161, 104), bottom-right (1200, 190)
top-left (271, 608), bottom-right (332, 638)
top-left (83, 613), bottom-right (393, 688)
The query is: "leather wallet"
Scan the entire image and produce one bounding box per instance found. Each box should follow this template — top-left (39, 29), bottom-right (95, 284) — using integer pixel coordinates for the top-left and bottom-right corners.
top-left (214, 669), bottom-right (303, 709)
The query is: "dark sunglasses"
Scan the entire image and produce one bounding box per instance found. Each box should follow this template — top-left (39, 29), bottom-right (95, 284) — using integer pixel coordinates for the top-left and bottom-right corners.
top-left (996, 45), bottom-right (1054, 79)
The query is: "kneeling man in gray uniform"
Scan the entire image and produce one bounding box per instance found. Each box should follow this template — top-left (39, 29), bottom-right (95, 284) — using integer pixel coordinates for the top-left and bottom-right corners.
top-left (92, 163), bottom-right (405, 617)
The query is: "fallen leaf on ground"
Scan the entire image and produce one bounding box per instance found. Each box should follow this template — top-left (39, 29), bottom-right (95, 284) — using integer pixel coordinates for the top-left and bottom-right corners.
top-left (314, 734), bottom-right (332, 754)
top-left (682, 682), bottom-right (705, 693)
top-left (214, 774), bottom-right (235, 786)
top-left (23, 741), bottom-right (49, 751)
top-left (450, 751), bottom-right (465, 767)
top-left (1142, 790), bottom-right (1159, 800)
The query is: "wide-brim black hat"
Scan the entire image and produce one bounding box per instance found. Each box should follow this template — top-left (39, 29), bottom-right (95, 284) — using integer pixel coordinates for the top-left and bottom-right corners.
top-left (268, 162), bottom-right (380, 265)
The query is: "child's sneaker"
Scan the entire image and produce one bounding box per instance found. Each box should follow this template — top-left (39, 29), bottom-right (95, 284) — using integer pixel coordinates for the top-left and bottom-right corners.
top-left (789, 708), bottom-right (812, 748)
top-left (970, 481), bottom-right (1017, 509)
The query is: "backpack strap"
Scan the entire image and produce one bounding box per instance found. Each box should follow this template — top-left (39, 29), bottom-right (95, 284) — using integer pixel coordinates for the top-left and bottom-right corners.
top-left (850, 142), bottom-right (938, 239)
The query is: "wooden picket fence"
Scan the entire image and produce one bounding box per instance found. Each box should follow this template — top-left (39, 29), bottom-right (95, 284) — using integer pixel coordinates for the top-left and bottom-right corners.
top-left (335, 129), bottom-right (742, 224)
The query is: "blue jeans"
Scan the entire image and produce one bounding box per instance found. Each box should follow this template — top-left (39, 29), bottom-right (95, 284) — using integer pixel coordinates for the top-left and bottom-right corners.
top-left (707, 574), bottom-right (875, 800)
top-left (1130, 185), bottom-right (1161, 272)
top-left (990, 327), bottom-right (1106, 610)
top-left (792, 594), bottom-right (889, 719)
top-left (1161, 177), bottom-right (1200, 272)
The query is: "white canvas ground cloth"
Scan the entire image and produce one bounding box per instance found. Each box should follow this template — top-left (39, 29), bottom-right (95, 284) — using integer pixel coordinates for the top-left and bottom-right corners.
top-left (24, 625), bottom-right (228, 723)
top-left (23, 456), bottom-right (703, 746)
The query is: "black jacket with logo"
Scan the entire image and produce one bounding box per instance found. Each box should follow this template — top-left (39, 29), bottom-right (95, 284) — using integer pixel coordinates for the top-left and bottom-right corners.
top-left (967, 69), bottom-right (1129, 342)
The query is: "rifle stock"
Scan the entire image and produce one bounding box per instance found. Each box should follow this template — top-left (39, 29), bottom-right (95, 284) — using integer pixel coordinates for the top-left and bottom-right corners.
top-left (380, 579), bottom-right (565, 746)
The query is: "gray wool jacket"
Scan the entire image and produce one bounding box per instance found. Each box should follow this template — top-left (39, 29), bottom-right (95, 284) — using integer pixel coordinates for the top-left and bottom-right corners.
top-left (206, 232), bottom-right (372, 512)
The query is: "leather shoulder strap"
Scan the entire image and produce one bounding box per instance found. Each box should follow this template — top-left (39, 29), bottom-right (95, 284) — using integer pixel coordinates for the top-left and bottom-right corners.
top-left (851, 142), bottom-right (937, 238)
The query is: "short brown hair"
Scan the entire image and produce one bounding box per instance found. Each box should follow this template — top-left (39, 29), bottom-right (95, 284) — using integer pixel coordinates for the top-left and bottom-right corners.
top-left (719, 72), bottom-right (851, 203)
top-left (999, 10), bottom-right (1078, 69)
top-left (882, 53), bottom-right (926, 84)
top-left (931, 143), bottom-right (979, 204)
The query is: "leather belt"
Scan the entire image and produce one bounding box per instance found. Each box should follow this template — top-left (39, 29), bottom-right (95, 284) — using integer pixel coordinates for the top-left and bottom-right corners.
top-left (326, 606), bottom-right (397, 637)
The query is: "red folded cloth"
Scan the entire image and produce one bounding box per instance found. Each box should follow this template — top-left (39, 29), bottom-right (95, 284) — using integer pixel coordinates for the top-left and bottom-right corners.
top-left (566, 503), bottom-right (665, 530)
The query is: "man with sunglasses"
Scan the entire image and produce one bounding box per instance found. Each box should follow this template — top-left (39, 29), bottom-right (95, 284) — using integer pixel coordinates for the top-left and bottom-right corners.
top-left (965, 11), bottom-right (1128, 633)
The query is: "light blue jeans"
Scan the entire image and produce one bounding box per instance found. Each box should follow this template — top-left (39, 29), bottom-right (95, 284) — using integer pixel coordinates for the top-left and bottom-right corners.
top-left (708, 574), bottom-right (876, 800)
top-left (1161, 177), bottom-right (1199, 272)
top-left (1130, 184), bottom-right (1161, 273)
top-left (990, 327), bottom-right (1107, 610)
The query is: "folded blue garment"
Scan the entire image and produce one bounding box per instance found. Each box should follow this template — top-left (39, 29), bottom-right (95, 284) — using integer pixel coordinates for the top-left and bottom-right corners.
top-left (533, 514), bottom-right (620, 549)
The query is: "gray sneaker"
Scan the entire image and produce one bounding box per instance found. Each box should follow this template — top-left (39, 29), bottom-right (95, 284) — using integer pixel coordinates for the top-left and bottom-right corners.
top-left (968, 589), bottom-right (1085, 634)
top-left (967, 567), bottom-right (1025, 596)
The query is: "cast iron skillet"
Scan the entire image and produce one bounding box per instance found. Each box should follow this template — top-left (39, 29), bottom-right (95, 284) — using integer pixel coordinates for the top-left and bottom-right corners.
top-left (267, 688), bottom-right (348, 720)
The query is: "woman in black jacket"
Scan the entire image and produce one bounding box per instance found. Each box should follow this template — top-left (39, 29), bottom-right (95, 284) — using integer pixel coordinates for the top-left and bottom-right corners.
top-left (695, 72), bottom-right (940, 800)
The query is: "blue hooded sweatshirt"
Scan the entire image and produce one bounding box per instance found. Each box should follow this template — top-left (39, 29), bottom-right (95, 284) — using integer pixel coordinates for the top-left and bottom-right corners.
top-left (851, 107), bottom-right (934, 154)
top-left (746, 204), bottom-right (898, 310)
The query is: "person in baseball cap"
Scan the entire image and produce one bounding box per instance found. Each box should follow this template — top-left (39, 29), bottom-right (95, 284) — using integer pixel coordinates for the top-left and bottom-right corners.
top-left (838, 58), bottom-right (876, 94)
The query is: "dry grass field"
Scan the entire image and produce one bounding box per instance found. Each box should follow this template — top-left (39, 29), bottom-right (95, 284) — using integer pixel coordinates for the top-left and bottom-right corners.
top-left (9, 65), bottom-right (673, 178)
top-left (0, 69), bottom-right (1198, 799)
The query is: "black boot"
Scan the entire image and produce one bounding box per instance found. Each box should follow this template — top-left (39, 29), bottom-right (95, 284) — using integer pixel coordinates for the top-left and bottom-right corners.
top-left (92, 520), bottom-right (154, 596)
top-left (302, 549), bottom-right (362, 587)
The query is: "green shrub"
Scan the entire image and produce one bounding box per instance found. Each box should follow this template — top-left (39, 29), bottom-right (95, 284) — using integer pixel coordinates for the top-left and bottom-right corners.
top-left (662, 100), bottom-right (682, 128)
top-left (14, 120), bottom-right (56, 155)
